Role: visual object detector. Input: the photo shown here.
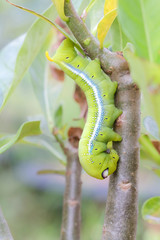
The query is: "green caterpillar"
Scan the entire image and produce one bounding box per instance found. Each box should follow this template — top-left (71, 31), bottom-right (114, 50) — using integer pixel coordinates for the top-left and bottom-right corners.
top-left (46, 39), bottom-right (122, 180)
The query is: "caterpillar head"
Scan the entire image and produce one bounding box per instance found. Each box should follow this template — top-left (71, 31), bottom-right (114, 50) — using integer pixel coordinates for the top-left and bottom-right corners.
top-left (46, 39), bottom-right (77, 64)
top-left (79, 148), bottom-right (119, 180)
top-left (101, 149), bottom-right (119, 179)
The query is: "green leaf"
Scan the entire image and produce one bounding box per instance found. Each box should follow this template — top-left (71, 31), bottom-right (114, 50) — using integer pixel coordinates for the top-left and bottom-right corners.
top-left (85, 0), bottom-right (97, 14)
top-left (6, 1), bottom-right (71, 40)
top-left (86, 0), bottom-right (105, 35)
top-left (75, 0), bottom-right (91, 15)
top-left (0, 208), bottom-right (14, 240)
top-left (52, 0), bottom-right (68, 21)
top-left (143, 116), bottom-right (160, 140)
top-left (0, 5), bottom-right (56, 112)
top-left (29, 31), bottom-right (57, 129)
top-left (124, 50), bottom-right (160, 129)
top-left (118, 0), bottom-right (160, 63)
top-left (0, 121), bottom-right (41, 154)
top-left (30, 26), bottom-right (81, 135)
top-left (59, 76), bottom-right (81, 131)
top-left (54, 105), bottom-right (63, 128)
top-left (142, 197), bottom-right (160, 224)
top-left (109, 18), bottom-right (128, 51)
top-left (81, 0), bottom-right (98, 21)
top-left (32, 61), bottom-right (81, 136)
top-left (0, 35), bottom-right (25, 110)
top-left (139, 135), bottom-right (160, 166)
top-left (19, 116), bottom-right (66, 164)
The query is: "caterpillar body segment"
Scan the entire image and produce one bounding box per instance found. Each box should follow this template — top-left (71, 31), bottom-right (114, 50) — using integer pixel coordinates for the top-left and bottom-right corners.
top-left (46, 39), bottom-right (122, 180)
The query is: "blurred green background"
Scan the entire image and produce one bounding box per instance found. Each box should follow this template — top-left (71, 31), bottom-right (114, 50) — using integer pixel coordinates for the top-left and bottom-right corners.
top-left (0, 0), bottom-right (160, 240)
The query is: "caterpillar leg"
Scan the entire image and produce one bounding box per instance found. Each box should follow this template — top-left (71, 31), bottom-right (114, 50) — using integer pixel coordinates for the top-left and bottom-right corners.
top-left (96, 127), bottom-right (122, 142)
top-left (113, 108), bottom-right (123, 121)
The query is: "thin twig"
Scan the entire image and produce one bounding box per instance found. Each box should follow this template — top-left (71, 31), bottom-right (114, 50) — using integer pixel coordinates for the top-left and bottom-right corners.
top-left (60, 144), bottom-right (82, 240)
top-left (54, 132), bottom-right (67, 155)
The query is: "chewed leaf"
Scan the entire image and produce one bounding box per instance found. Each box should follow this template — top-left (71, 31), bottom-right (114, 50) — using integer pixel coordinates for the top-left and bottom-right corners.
top-left (152, 141), bottom-right (160, 155)
top-left (142, 197), bottom-right (160, 224)
top-left (0, 121), bottom-right (41, 154)
top-left (52, 0), bottom-right (68, 21)
top-left (68, 127), bottom-right (83, 148)
top-left (97, 9), bottom-right (117, 48)
top-left (104, 0), bottom-right (117, 14)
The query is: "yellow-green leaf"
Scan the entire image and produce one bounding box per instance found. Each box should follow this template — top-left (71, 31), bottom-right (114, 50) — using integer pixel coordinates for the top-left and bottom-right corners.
top-left (52, 0), bottom-right (68, 21)
top-left (104, 0), bottom-right (117, 14)
top-left (97, 9), bottom-right (117, 48)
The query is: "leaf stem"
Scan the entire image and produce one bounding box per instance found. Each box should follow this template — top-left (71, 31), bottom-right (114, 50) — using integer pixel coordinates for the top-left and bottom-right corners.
top-left (6, 0), bottom-right (70, 39)
top-left (37, 169), bottom-right (65, 175)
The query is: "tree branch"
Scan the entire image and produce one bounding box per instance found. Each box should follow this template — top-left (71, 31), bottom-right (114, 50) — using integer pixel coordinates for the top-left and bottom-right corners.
top-left (64, 1), bottom-right (141, 240)
top-left (64, 0), bottom-right (128, 74)
top-left (60, 144), bottom-right (82, 240)
top-left (102, 75), bottom-right (141, 240)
